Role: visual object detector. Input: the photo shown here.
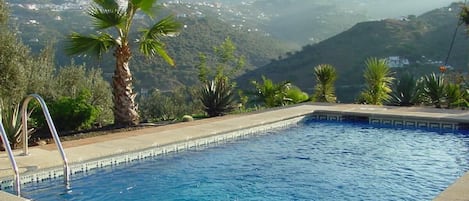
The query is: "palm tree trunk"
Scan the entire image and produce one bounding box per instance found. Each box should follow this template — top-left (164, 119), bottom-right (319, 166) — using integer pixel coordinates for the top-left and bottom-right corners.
top-left (112, 45), bottom-right (139, 126)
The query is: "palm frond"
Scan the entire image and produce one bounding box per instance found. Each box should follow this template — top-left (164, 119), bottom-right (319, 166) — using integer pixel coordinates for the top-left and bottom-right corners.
top-left (93, 0), bottom-right (119, 10)
top-left (88, 6), bottom-right (126, 30)
top-left (138, 39), bottom-right (175, 66)
top-left (66, 32), bottom-right (116, 57)
top-left (131, 0), bottom-right (157, 16)
top-left (143, 15), bottom-right (182, 40)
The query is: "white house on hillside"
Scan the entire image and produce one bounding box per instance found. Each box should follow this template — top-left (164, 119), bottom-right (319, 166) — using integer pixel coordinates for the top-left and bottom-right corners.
top-left (386, 56), bottom-right (410, 68)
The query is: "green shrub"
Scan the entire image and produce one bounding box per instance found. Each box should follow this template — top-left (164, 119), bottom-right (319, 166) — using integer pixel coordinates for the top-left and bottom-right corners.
top-left (252, 76), bottom-right (308, 107)
top-left (286, 86), bottom-right (309, 104)
top-left (53, 65), bottom-right (113, 125)
top-left (139, 87), bottom-right (200, 122)
top-left (34, 90), bottom-right (99, 131)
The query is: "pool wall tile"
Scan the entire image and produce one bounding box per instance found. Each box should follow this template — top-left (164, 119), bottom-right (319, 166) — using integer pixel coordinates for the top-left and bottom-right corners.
top-left (0, 116), bottom-right (305, 190)
top-left (309, 112), bottom-right (460, 131)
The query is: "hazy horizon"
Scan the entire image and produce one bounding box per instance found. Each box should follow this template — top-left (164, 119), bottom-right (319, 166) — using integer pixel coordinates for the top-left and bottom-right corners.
top-left (359, 0), bottom-right (461, 18)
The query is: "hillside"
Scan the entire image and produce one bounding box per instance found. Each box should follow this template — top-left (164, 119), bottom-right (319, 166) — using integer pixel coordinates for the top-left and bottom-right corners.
top-left (237, 2), bottom-right (469, 102)
top-left (7, 1), bottom-right (289, 91)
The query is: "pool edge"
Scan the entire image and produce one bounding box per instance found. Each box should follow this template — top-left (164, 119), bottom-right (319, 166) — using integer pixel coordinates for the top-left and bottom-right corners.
top-left (1, 103), bottom-right (469, 200)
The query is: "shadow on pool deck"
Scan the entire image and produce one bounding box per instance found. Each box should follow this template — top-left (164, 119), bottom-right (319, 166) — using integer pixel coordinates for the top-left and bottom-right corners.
top-left (1, 103), bottom-right (469, 201)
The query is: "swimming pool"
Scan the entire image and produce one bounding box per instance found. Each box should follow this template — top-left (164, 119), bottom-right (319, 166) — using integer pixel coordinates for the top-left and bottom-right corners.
top-left (12, 120), bottom-right (469, 200)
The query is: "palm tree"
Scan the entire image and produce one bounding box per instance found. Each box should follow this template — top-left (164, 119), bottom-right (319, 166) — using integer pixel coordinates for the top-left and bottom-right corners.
top-left (251, 76), bottom-right (290, 107)
top-left (66, 0), bottom-right (181, 126)
top-left (359, 58), bottom-right (394, 105)
top-left (312, 64), bottom-right (337, 103)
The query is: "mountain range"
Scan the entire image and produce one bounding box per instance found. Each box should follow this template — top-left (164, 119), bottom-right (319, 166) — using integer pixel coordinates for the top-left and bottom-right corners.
top-left (6, 0), bottom-right (468, 102)
top-left (237, 2), bottom-right (469, 102)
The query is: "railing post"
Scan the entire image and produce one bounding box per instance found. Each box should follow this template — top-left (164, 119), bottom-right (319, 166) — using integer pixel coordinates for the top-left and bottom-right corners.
top-left (21, 94), bottom-right (71, 185)
top-left (21, 96), bottom-right (33, 156)
top-left (0, 122), bottom-right (21, 196)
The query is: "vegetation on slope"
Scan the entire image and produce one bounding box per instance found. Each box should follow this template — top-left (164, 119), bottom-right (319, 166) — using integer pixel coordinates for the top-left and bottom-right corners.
top-left (237, 3), bottom-right (469, 103)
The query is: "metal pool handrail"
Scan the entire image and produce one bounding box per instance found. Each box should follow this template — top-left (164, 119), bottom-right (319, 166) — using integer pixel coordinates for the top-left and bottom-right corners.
top-left (0, 121), bottom-right (21, 196)
top-left (21, 94), bottom-right (70, 186)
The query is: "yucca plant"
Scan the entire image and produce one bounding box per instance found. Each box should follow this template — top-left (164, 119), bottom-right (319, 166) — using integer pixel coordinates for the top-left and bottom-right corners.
top-left (199, 77), bottom-right (235, 117)
top-left (389, 73), bottom-right (421, 106)
top-left (421, 73), bottom-right (446, 108)
top-left (359, 58), bottom-right (395, 105)
top-left (312, 64), bottom-right (337, 103)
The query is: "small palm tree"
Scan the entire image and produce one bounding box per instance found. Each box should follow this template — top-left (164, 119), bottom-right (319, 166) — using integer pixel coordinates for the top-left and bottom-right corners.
top-left (66, 0), bottom-right (181, 126)
top-left (312, 64), bottom-right (337, 103)
top-left (251, 76), bottom-right (308, 107)
top-left (359, 58), bottom-right (394, 105)
top-left (389, 73), bottom-right (421, 106)
top-left (421, 73), bottom-right (446, 108)
top-left (251, 76), bottom-right (289, 107)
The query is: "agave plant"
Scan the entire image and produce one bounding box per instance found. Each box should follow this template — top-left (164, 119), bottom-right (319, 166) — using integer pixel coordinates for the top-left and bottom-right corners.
top-left (312, 64), bottom-right (337, 103)
top-left (445, 83), bottom-right (469, 109)
top-left (421, 73), bottom-right (446, 108)
top-left (0, 102), bottom-right (34, 149)
top-left (389, 73), bottom-right (421, 106)
top-left (199, 77), bottom-right (235, 117)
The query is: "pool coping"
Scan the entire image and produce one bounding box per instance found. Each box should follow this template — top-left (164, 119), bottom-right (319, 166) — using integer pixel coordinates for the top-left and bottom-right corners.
top-left (1, 103), bottom-right (469, 200)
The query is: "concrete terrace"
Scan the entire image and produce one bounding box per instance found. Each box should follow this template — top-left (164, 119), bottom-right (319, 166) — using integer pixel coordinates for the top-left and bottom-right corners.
top-left (1, 103), bottom-right (469, 200)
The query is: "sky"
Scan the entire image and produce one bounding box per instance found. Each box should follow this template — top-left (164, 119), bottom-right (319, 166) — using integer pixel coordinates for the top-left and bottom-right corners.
top-left (359, 0), bottom-right (461, 18)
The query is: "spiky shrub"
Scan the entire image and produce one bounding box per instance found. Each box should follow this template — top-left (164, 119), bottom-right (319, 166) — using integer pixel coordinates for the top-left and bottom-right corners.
top-left (0, 102), bottom-right (33, 149)
top-left (359, 58), bottom-right (394, 105)
top-left (285, 86), bottom-right (309, 104)
top-left (389, 73), bottom-right (421, 106)
top-left (312, 64), bottom-right (337, 103)
top-left (199, 77), bottom-right (235, 117)
top-left (445, 83), bottom-right (469, 109)
top-left (421, 73), bottom-right (446, 108)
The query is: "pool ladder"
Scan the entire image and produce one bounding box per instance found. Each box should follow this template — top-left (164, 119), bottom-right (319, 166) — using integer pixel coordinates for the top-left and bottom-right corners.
top-left (0, 94), bottom-right (70, 196)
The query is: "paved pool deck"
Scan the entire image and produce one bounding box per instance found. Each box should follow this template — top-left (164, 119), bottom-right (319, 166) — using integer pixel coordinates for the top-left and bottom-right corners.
top-left (1, 103), bottom-right (469, 200)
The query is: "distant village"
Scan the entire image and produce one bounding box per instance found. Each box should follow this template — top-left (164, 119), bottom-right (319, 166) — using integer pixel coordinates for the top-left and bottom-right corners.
top-left (7, 0), bottom-right (270, 36)
top-left (6, 0), bottom-right (452, 71)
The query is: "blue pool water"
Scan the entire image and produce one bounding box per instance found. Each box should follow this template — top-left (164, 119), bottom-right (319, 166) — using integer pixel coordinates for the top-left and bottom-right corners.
top-left (14, 121), bottom-right (469, 200)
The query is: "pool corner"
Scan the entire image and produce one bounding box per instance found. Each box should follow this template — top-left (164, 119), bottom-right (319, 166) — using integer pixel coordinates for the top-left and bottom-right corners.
top-left (0, 191), bottom-right (29, 201)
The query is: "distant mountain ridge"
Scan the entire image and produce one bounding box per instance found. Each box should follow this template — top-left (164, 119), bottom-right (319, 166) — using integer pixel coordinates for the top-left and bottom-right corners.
top-left (237, 2), bottom-right (469, 102)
